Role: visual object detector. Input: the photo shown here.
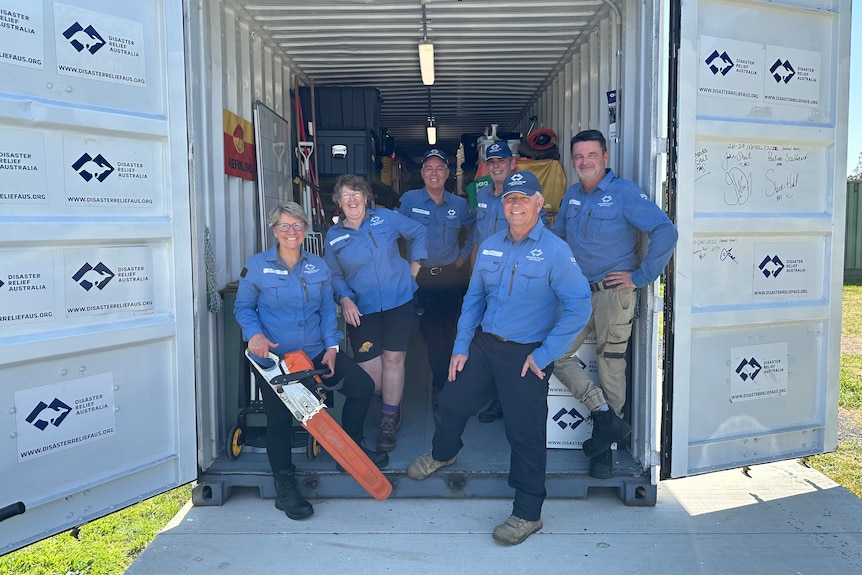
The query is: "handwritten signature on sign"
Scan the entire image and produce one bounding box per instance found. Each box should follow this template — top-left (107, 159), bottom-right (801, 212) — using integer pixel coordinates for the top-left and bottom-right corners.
top-left (720, 247), bottom-right (738, 264)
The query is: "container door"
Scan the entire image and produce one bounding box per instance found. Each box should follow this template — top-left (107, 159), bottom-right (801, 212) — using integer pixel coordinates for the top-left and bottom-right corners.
top-left (663, 0), bottom-right (851, 478)
top-left (0, 0), bottom-right (195, 553)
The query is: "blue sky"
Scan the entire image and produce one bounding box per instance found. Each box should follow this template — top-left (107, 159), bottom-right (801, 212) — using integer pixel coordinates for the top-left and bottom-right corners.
top-left (847, 7), bottom-right (860, 176)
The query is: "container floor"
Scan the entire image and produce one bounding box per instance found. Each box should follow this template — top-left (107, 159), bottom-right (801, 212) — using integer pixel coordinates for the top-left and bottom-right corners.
top-left (195, 333), bottom-right (653, 506)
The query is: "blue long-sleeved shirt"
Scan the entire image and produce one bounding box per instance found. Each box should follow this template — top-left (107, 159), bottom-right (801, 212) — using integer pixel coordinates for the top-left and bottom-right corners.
top-left (234, 246), bottom-right (340, 360)
top-left (397, 188), bottom-right (475, 266)
top-left (552, 169), bottom-right (678, 287)
top-left (454, 221), bottom-right (592, 369)
top-left (323, 207), bottom-right (427, 314)
top-left (472, 185), bottom-right (550, 245)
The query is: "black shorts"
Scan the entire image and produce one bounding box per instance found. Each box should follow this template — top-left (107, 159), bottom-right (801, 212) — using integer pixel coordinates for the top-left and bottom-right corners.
top-left (347, 298), bottom-right (420, 362)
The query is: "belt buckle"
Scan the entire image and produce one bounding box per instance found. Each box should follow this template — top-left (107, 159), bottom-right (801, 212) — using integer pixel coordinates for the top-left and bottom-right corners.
top-left (429, 266), bottom-right (442, 276)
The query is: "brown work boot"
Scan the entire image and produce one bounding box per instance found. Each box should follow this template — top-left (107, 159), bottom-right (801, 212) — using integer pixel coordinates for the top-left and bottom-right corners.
top-left (492, 515), bottom-right (542, 545)
top-left (377, 410), bottom-right (399, 452)
top-left (406, 450), bottom-right (456, 480)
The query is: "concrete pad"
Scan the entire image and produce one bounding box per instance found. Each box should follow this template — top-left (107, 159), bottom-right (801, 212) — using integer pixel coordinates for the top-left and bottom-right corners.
top-left (126, 460), bottom-right (862, 574)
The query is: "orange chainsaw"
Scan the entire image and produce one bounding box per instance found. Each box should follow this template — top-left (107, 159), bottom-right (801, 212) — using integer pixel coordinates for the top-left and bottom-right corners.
top-left (244, 349), bottom-right (392, 501)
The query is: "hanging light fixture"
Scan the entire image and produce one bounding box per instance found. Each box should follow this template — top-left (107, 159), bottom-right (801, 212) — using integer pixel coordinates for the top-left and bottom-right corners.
top-left (426, 116), bottom-right (437, 145)
top-left (418, 4), bottom-right (434, 85)
top-left (426, 86), bottom-right (436, 145)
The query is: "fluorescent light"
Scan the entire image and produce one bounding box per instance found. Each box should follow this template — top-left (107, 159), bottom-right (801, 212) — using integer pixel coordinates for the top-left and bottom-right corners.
top-left (426, 126), bottom-right (437, 145)
top-left (418, 42), bottom-right (435, 85)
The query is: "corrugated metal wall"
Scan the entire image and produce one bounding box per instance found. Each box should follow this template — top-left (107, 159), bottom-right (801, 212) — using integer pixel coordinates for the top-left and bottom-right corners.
top-left (519, 0), bottom-right (663, 469)
top-left (187, 0), bottom-right (297, 468)
top-left (845, 181), bottom-right (862, 277)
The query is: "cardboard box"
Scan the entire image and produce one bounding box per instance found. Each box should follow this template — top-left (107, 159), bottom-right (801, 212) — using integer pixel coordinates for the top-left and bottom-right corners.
top-left (546, 392), bottom-right (593, 449)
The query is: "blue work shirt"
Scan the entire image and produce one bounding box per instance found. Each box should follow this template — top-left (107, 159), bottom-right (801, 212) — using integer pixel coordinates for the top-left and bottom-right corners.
top-left (234, 246), bottom-right (340, 360)
top-left (552, 169), bottom-right (678, 287)
top-left (472, 185), bottom-right (551, 245)
top-left (323, 207), bottom-right (427, 315)
top-left (397, 188), bottom-right (475, 266)
top-left (455, 221), bottom-right (592, 369)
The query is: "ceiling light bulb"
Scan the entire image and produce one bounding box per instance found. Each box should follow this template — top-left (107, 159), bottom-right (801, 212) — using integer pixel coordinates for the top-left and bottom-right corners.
top-left (418, 42), bottom-right (435, 86)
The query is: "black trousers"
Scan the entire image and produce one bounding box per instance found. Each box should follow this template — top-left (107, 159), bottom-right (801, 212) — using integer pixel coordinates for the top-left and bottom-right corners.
top-left (416, 264), bottom-right (462, 392)
top-left (258, 349), bottom-right (373, 472)
top-left (432, 330), bottom-right (551, 521)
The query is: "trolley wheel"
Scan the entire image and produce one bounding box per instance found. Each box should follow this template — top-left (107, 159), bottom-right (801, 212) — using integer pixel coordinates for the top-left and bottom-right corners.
top-left (226, 425), bottom-right (243, 460)
top-left (306, 432), bottom-right (320, 459)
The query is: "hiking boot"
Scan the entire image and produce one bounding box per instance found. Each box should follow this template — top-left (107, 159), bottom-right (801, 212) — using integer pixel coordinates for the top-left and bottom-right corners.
top-left (406, 450), bottom-right (456, 480)
top-left (478, 398), bottom-right (503, 423)
top-left (273, 466), bottom-right (313, 520)
top-left (492, 515), bottom-right (542, 545)
top-left (588, 447), bottom-right (613, 479)
top-left (336, 436), bottom-right (389, 471)
top-left (582, 409), bottom-right (632, 458)
top-left (377, 411), bottom-right (399, 452)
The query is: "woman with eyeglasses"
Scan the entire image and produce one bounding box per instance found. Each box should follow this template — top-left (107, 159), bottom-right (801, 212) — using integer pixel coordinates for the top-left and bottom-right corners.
top-left (234, 201), bottom-right (388, 521)
top-left (323, 174), bottom-right (427, 453)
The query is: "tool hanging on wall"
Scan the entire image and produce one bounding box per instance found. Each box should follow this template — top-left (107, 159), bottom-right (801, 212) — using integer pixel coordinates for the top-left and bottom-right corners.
top-left (292, 77), bottom-right (327, 250)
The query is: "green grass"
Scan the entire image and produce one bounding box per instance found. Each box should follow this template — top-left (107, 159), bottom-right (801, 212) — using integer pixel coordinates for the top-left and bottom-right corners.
top-left (807, 441), bottom-right (862, 497)
top-left (805, 278), bottom-right (862, 498)
top-left (0, 486), bottom-right (190, 575)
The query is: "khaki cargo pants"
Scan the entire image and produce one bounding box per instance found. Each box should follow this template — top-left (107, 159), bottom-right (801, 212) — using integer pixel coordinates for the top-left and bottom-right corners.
top-left (554, 287), bottom-right (636, 417)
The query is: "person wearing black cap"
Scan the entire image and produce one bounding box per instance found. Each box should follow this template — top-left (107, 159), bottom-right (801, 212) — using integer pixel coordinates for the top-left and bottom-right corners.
top-left (397, 149), bottom-right (476, 410)
top-left (406, 171), bottom-right (591, 546)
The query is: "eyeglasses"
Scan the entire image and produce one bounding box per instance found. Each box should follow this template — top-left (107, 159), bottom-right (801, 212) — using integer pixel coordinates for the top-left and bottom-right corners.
top-left (340, 192), bottom-right (365, 200)
top-left (275, 223), bottom-right (306, 232)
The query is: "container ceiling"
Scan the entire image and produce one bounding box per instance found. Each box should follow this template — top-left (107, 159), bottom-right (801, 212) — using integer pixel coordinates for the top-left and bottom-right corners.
top-left (234, 0), bottom-right (615, 162)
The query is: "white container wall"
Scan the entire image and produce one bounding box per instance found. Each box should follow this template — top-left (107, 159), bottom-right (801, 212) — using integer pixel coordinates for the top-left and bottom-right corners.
top-left (184, 0), bottom-right (297, 471)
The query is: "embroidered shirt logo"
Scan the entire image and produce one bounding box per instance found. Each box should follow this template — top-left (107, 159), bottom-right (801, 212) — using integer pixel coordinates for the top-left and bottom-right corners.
top-left (598, 195), bottom-right (614, 207)
top-left (303, 263), bottom-right (320, 275)
top-left (370, 215), bottom-right (384, 226)
top-left (527, 249), bottom-right (545, 262)
top-left (446, 209), bottom-right (457, 219)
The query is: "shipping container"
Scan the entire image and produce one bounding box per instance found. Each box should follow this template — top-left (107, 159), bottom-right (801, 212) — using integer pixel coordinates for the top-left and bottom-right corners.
top-left (0, 0), bottom-right (851, 554)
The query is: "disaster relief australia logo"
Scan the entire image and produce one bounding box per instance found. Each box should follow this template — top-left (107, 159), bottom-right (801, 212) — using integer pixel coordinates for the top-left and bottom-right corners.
top-left (15, 374), bottom-right (117, 462)
top-left (62, 21), bottom-right (106, 55)
top-left (730, 342), bottom-right (788, 403)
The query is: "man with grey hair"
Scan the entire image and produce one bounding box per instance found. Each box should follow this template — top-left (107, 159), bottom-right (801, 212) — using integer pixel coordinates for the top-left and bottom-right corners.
top-left (407, 171), bottom-right (591, 545)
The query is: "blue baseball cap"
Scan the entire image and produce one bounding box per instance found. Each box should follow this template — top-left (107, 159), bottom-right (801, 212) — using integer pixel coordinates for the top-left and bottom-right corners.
top-left (501, 171), bottom-right (541, 197)
top-left (422, 148), bottom-right (448, 165)
top-left (485, 141), bottom-right (512, 160)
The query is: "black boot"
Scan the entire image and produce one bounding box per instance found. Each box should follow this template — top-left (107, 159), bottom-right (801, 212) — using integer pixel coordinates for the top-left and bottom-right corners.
top-left (337, 436), bottom-right (389, 471)
top-left (582, 409), bottom-right (632, 458)
top-left (273, 466), bottom-right (313, 520)
top-left (588, 448), bottom-right (613, 479)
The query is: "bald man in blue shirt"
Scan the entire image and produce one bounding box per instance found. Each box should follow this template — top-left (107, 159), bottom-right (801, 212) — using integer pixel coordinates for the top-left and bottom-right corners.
top-left (407, 171), bottom-right (592, 546)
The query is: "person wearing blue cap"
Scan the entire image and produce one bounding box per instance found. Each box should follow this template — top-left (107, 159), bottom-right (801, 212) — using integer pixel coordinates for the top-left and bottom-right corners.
top-left (406, 171), bottom-right (592, 546)
top-left (552, 129), bottom-right (678, 479)
top-left (472, 142), bottom-right (552, 423)
top-left (397, 149), bottom-right (476, 410)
